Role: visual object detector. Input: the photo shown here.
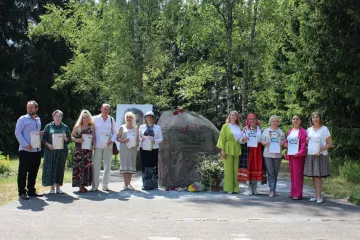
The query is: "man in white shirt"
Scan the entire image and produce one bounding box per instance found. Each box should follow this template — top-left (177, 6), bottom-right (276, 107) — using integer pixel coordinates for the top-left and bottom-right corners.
top-left (91, 104), bottom-right (117, 191)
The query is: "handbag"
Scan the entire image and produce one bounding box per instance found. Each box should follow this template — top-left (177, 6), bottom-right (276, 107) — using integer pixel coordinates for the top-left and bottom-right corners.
top-left (111, 117), bottom-right (119, 155)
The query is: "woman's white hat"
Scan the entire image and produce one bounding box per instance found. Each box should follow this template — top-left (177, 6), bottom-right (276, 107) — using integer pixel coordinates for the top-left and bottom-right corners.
top-left (143, 111), bottom-right (156, 118)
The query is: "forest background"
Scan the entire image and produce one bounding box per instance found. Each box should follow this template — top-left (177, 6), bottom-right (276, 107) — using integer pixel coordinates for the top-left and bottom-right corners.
top-left (1, 0), bottom-right (359, 163)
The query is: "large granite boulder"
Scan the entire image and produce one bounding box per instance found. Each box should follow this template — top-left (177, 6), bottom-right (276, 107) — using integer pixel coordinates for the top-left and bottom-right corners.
top-left (158, 110), bottom-right (220, 188)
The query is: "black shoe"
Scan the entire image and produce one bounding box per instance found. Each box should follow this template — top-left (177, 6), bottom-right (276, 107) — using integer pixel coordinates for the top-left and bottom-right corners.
top-left (19, 193), bottom-right (30, 200)
top-left (28, 192), bottom-right (43, 197)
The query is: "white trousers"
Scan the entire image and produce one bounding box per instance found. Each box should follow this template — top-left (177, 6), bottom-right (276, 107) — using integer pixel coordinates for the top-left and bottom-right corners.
top-left (92, 147), bottom-right (113, 189)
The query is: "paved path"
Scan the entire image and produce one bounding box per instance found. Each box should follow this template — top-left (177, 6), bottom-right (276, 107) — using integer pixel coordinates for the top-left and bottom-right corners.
top-left (0, 171), bottom-right (359, 240)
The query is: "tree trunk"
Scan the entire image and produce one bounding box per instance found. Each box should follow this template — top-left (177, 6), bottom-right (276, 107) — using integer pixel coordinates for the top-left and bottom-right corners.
top-left (242, 0), bottom-right (259, 118)
top-left (226, 0), bottom-right (234, 113)
top-left (132, 0), bottom-right (143, 101)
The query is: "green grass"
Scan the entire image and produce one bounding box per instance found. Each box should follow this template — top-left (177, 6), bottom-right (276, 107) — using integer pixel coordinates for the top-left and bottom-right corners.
top-left (280, 159), bottom-right (360, 205)
top-left (0, 158), bottom-right (72, 206)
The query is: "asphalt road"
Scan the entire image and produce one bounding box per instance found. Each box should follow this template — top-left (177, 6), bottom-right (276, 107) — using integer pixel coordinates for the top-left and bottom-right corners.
top-left (0, 172), bottom-right (359, 240)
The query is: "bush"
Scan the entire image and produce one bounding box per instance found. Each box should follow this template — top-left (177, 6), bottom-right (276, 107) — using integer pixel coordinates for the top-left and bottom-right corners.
top-left (196, 153), bottom-right (224, 187)
top-left (349, 187), bottom-right (360, 205)
top-left (339, 161), bottom-right (360, 184)
top-left (111, 154), bottom-right (120, 170)
top-left (0, 152), bottom-right (11, 175)
top-left (66, 142), bottom-right (75, 169)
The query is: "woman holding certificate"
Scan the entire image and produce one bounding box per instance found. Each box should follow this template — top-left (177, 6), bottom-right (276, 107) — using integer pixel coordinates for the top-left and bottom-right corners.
top-left (284, 115), bottom-right (307, 200)
top-left (71, 110), bottom-right (95, 193)
top-left (238, 113), bottom-right (264, 195)
top-left (42, 110), bottom-right (72, 194)
top-left (217, 111), bottom-right (242, 195)
top-left (139, 111), bottom-right (163, 190)
top-left (261, 115), bottom-right (285, 198)
top-left (304, 112), bottom-right (332, 204)
top-left (117, 112), bottom-right (138, 191)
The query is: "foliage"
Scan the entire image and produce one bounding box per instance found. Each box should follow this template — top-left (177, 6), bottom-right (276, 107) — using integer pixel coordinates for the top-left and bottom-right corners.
top-left (196, 153), bottom-right (224, 187)
top-left (1, 0), bottom-right (360, 169)
top-left (66, 142), bottom-right (75, 169)
top-left (0, 152), bottom-right (11, 175)
top-left (339, 161), bottom-right (360, 184)
top-left (349, 188), bottom-right (360, 206)
top-left (111, 155), bottom-right (120, 170)
top-left (0, 0), bottom-right (98, 154)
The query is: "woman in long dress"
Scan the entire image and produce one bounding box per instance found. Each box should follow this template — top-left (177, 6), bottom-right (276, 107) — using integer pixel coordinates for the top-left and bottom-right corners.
top-left (42, 110), bottom-right (72, 194)
top-left (71, 110), bottom-right (95, 193)
top-left (117, 111), bottom-right (138, 190)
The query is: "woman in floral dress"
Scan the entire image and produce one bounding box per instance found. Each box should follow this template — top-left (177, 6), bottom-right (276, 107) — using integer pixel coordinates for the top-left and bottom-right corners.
top-left (71, 110), bottom-right (95, 193)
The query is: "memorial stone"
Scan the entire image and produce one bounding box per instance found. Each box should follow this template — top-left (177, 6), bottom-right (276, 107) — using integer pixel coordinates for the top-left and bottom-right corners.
top-left (158, 110), bottom-right (219, 188)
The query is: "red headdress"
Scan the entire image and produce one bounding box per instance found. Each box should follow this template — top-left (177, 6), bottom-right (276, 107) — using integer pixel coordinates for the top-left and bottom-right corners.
top-left (245, 113), bottom-right (259, 129)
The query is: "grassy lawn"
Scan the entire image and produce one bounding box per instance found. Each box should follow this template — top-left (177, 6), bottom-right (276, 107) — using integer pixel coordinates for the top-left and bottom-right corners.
top-left (0, 158), bottom-right (72, 206)
top-left (280, 160), bottom-right (360, 205)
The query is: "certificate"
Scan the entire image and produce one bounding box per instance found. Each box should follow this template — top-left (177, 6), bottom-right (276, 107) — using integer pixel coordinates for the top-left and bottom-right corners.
top-left (247, 131), bottom-right (258, 148)
top-left (52, 133), bottom-right (64, 150)
top-left (100, 132), bottom-right (110, 148)
top-left (30, 131), bottom-right (41, 148)
top-left (142, 138), bottom-right (153, 151)
top-left (82, 134), bottom-right (93, 150)
top-left (308, 138), bottom-right (320, 155)
top-left (287, 138), bottom-right (299, 155)
top-left (126, 131), bottom-right (137, 149)
top-left (269, 132), bottom-right (280, 153)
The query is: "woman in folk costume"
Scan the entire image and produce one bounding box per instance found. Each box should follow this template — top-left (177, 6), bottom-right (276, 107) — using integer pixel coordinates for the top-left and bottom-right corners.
top-left (238, 113), bottom-right (265, 195)
top-left (217, 111), bottom-right (242, 194)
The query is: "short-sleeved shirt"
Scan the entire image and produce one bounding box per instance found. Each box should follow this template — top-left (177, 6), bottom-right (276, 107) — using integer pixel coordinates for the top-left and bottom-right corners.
top-left (261, 127), bottom-right (285, 158)
top-left (306, 126), bottom-right (331, 156)
top-left (93, 114), bottom-right (117, 148)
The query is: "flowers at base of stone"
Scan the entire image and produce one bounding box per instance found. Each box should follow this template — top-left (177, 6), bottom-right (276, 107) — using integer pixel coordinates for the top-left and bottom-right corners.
top-left (172, 107), bottom-right (185, 115)
top-left (188, 182), bottom-right (205, 192)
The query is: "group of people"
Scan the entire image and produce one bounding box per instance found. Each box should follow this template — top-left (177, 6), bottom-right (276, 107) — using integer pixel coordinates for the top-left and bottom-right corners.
top-left (217, 111), bottom-right (333, 203)
top-left (15, 101), bottom-right (163, 200)
top-left (15, 100), bottom-right (332, 204)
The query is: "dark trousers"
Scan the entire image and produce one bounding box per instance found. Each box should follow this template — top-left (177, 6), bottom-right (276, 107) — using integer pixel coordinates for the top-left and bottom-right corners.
top-left (18, 150), bottom-right (42, 196)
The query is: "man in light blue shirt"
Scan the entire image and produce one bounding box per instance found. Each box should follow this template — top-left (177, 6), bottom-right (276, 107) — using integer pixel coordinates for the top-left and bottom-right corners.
top-left (15, 101), bottom-right (43, 200)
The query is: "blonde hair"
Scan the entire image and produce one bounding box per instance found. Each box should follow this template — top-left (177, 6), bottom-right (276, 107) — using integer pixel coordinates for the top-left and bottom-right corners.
top-left (268, 115), bottom-right (281, 125)
top-left (74, 110), bottom-right (94, 128)
top-left (225, 111), bottom-right (241, 126)
top-left (124, 111), bottom-right (137, 128)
